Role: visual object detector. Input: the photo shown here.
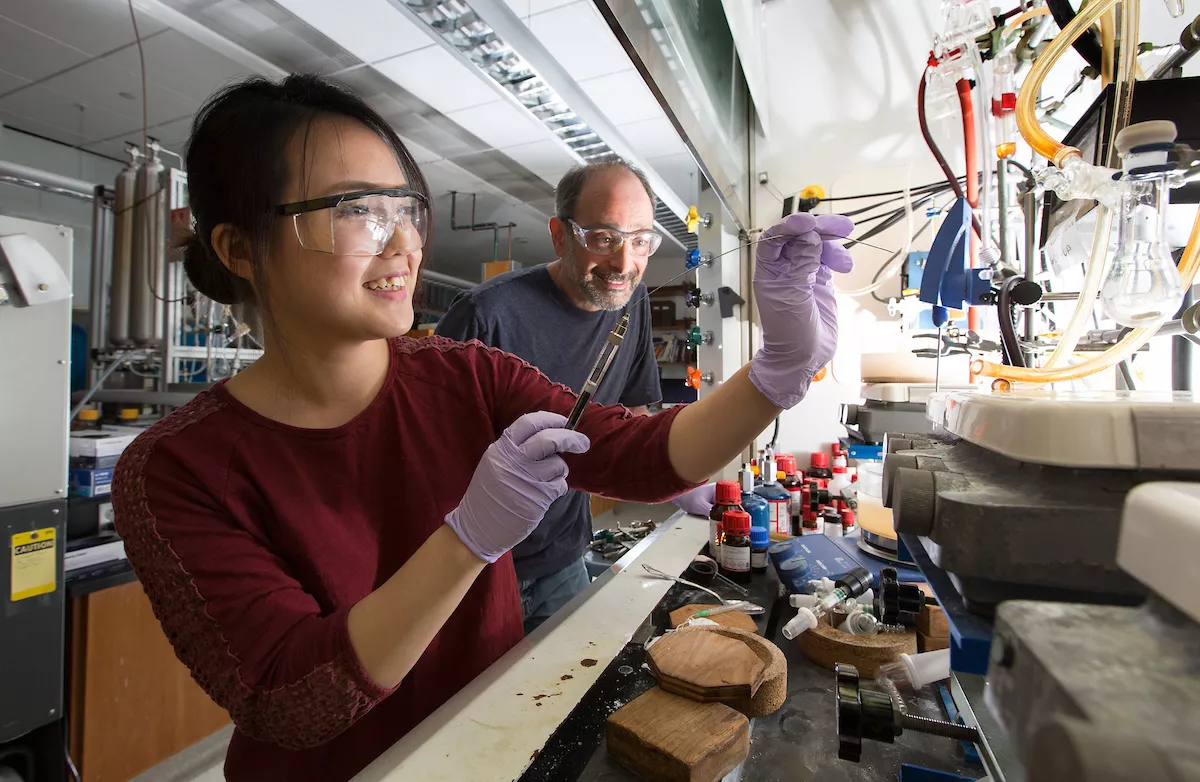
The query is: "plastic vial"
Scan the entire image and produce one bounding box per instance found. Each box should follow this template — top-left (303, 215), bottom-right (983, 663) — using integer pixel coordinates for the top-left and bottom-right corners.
top-left (720, 509), bottom-right (752, 584)
top-left (73, 408), bottom-right (102, 431)
top-left (822, 508), bottom-right (844, 537)
top-left (710, 481), bottom-right (743, 562)
top-left (750, 526), bottom-right (769, 573)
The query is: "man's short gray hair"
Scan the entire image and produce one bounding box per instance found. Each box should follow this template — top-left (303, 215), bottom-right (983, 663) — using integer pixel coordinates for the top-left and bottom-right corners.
top-left (555, 159), bottom-right (656, 223)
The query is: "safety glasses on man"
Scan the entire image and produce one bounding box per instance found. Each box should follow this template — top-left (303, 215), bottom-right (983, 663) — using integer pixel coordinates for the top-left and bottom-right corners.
top-left (277, 187), bottom-right (429, 256)
top-left (568, 219), bottom-right (662, 257)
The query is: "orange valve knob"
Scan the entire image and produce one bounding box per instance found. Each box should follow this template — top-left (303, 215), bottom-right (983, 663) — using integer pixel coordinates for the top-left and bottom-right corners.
top-left (814, 365), bottom-right (829, 383)
top-left (686, 366), bottom-right (714, 390)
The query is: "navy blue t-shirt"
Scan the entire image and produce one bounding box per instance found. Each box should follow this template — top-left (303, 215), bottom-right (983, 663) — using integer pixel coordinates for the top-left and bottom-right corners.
top-left (434, 265), bottom-right (662, 581)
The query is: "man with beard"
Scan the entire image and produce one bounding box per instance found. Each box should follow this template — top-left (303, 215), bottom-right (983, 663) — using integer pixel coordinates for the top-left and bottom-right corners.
top-left (436, 160), bottom-right (714, 633)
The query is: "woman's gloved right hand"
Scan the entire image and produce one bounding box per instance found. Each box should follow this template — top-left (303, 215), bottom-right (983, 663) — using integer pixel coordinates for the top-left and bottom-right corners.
top-left (445, 411), bottom-right (591, 564)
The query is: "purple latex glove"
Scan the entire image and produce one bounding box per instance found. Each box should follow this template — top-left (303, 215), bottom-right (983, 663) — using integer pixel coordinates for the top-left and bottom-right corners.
top-left (672, 482), bottom-right (716, 517)
top-left (749, 213), bottom-right (854, 409)
top-left (446, 411), bottom-right (591, 563)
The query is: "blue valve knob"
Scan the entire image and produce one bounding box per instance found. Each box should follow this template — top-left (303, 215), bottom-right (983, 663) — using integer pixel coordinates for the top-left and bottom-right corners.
top-left (685, 249), bottom-right (713, 271)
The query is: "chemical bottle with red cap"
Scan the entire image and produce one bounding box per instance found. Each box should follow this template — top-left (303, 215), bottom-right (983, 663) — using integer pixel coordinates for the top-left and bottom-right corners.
top-left (776, 454), bottom-right (805, 535)
top-left (840, 507), bottom-right (857, 536)
top-left (709, 480), bottom-right (743, 563)
top-left (808, 451), bottom-right (833, 482)
top-left (800, 483), bottom-right (821, 535)
top-left (719, 509), bottom-right (752, 584)
top-left (832, 442), bottom-right (848, 470)
top-left (753, 461), bottom-right (791, 537)
top-left (739, 464), bottom-right (771, 535)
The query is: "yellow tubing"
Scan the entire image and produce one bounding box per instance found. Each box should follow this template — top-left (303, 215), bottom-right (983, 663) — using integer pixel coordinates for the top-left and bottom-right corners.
top-left (1100, 9), bottom-right (1115, 86)
top-left (1016, 0), bottom-right (1119, 164)
top-left (974, 207), bottom-right (1200, 383)
top-left (1006, 6), bottom-right (1052, 28)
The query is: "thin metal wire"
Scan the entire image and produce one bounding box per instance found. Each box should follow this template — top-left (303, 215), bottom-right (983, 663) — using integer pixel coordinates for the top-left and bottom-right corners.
top-left (636, 234), bottom-right (894, 306)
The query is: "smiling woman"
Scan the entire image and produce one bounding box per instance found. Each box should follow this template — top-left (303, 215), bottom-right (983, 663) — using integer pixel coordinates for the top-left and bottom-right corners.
top-left (109, 73), bottom-right (852, 782)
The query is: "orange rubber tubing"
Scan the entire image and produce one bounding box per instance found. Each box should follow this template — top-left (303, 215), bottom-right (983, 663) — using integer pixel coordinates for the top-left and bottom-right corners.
top-left (956, 79), bottom-right (982, 336)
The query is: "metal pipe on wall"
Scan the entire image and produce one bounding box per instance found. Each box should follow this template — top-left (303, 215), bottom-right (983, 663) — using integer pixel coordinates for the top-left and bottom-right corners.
top-left (0, 159), bottom-right (96, 201)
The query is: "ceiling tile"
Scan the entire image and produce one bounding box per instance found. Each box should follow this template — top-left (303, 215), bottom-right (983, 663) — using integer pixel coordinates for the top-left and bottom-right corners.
top-left (0, 0), bottom-right (167, 58)
top-left (614, 116), bottom-right (687, 160)
top-left (529, 2), bottom-right (630, 82)
top-left (274, 0), bottom-right (433, 64)
top-left (0, 68), bottom-right (31, 96)
top-left (445, 100), bottom-right (550, 150)
top-left (498, 138), bottom-right (577, 185)
top-left (0, 108), bottom-right (87, 148)
top-left (103, 30), bottom-right (255, 103)
top-left (643, 151), bottom-right (698, 207)
top-left (373, 46), bottom-right (499, 114)
top-left (579, 69), bottom-right (661, 127)
top-left (529, 0), bottom-right (577, 14)
top-left (0, 16), bottom-right (91, 83)
top-left (399, 136), bottom-right (442, 165)
top-left (37, 57), bottom-right (196, 129)
top-left (0, 85), bottom-right (137, 144)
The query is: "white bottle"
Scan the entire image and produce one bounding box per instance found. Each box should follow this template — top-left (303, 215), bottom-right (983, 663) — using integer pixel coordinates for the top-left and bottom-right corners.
top-left (828, 465), bottom-right (852, 499)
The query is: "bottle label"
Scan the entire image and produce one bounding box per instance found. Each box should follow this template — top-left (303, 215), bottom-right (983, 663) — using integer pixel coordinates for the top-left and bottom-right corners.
top-left (751, 550), bottom-right (767, 569)
top-left (802, 525), bottom-right (822, 536)
top-left (769, 499), bottom-right (789, 535)
top-left (723, 545), bottom-right (750, 573)
top-left (824, 521), bottom-right (843, 537)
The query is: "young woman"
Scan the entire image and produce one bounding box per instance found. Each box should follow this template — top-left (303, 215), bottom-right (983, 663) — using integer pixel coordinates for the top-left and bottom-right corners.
top-left (112, 74), bottom-right (852, 781)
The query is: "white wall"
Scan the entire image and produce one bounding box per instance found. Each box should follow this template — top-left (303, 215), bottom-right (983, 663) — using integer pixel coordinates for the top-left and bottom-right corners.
top-left (0, 127), bottom-right (123, 307)
top-left (752, 0), bottom-right (950, 461)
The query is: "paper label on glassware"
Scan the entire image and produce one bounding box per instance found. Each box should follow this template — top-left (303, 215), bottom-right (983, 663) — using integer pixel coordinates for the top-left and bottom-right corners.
top-left (1044, 213), bottom-right (1086, 277)
top-left (751, 551), bottom-right (767, 569)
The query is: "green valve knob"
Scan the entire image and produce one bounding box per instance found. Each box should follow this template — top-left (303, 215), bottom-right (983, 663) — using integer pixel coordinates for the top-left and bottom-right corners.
top-left (688, 326), bottom-right (713, 348)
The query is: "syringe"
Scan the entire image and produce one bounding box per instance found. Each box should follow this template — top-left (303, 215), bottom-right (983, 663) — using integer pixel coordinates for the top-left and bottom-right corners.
top-left (561, 231), bottom-right (893, 431)
top-left (565, 313), bottom-right (629, 430)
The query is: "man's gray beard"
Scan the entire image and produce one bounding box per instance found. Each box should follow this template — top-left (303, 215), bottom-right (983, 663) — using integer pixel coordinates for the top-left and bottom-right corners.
top-left (566, 245), bottom-right (641, 311)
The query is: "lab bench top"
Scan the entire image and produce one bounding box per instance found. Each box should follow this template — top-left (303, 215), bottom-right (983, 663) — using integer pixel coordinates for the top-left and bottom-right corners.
top-left (535, 569), bottom-right (980, 782)
top-left (355, 514), bottom-right (982, 782)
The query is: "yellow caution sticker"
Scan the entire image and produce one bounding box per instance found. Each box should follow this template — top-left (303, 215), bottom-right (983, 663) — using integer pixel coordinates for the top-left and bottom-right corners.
top-left (11, 527), bottom-right (56, 601)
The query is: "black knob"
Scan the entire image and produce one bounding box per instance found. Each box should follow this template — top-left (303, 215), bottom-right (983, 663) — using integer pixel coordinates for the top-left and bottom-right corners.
top-left (835, 567), bottom-right (873, 599)
top-left (875, 567), bottom-right (924, 627)
top-left (685, 288), bottom-right (703, 308)
top-left (835, 663), bottom-right (899, 763)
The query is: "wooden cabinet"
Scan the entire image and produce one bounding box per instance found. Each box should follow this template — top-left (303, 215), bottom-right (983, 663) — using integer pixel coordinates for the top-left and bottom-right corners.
top-left (68, 580), bottom-right (229, 782)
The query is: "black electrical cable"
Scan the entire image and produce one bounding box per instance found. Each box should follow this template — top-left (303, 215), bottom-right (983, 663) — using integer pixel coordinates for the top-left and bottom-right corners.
top-left (998, 276), bottom-right (1027, 367)
top-left (1046, 0), bottom-right (1104, 72)
top-left (816, 178), bottom-right (965, 203)
top-left (869, 220), bottom-right (935, 304)
top-left (1006, 158), bottom-right (1037, 188)
top-left (770, 417), bottom-right (780, 449)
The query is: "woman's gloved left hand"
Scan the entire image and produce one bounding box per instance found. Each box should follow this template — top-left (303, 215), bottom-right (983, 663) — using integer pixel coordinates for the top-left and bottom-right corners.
top-left (671, 482), bottom-right (716, 517)
top-left (749, 213), bottom-right (854, 409)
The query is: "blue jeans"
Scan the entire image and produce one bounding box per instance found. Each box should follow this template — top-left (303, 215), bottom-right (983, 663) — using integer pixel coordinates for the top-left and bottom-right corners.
top-left (518, 558), bottom-right (591, 635)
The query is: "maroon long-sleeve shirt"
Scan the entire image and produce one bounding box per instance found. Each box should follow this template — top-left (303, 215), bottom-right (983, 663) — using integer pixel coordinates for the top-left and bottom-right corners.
top-left (112, 337), bottom-right (695, 781)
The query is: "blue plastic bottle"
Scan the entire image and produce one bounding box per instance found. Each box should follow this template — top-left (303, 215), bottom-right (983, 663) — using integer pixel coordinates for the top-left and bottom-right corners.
top-left (739, 466), bottom-right (770, 533)
top-left (753, 455), bottom-right (792, 536)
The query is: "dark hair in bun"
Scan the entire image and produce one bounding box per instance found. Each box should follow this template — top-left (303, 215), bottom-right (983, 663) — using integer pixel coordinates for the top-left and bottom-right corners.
top-left (182, 74), bottom-right (429, 330)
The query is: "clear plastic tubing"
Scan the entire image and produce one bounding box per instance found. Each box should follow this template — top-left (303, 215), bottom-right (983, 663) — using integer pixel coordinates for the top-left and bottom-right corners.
top-left (975, 207), bottom-right (1200, 383)
top-left (1016, 0), bottom-right (1123, 165)
top-left (1013, 0), bottom-right (1139, 374)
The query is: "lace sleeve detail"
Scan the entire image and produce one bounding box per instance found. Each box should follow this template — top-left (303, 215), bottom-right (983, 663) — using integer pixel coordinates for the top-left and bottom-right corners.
top-left (111, 393), bottom-right (392, 750)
